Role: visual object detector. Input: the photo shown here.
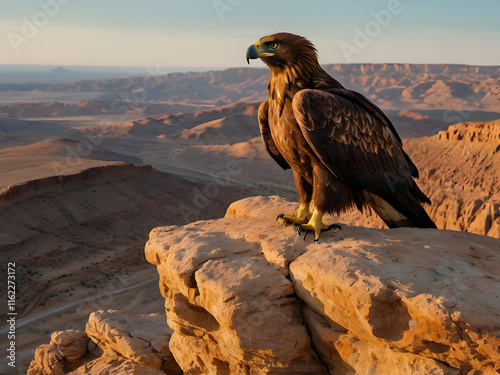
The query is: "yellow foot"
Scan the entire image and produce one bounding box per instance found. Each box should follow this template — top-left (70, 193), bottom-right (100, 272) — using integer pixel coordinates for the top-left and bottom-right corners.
top-left (276, 202), bottom-right (311, 226)
top-left (297, 209), bottom-right (342, 243)
top-left (276, 213), bottom-right (311, 226)
top-left (299, 223), bottom-right (341, 243)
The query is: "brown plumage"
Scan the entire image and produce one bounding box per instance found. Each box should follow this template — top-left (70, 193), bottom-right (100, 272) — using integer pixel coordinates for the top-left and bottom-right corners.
top-left (246, 32), bottom-right (436, 242)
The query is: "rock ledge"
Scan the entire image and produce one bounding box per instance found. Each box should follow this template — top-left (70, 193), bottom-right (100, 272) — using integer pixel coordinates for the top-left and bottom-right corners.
top-left (146, 196), bottom-right (500, 375)
top-left (29, 196), bottom-right (500, 374)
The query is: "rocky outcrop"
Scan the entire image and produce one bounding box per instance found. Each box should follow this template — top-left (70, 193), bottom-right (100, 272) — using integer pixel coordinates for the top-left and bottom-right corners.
top-left (28, 330), bottom-right (99, 375)
top-left (86, 310), bottom-right (180, 374)
top-left (436, 120), bottom-right (500, 142)
top-left (29, 195), bottom-right (500, 374)
top-left (145, 196), bottom-right (500, 374)
top-left (405, 120), bottom-right (500, 238)
top-left (28, 310), bottom-right (181, 375)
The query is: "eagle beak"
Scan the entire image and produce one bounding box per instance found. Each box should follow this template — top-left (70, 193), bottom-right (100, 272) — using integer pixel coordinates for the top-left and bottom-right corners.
top-left (246, 42), bottom-right (274, 64)
top-left (246, 44), bottom-right (260, 64)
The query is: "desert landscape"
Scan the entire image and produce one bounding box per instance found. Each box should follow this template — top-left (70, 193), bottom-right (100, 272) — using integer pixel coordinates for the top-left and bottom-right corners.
top-left (0, 63), bottom-right (499, 374)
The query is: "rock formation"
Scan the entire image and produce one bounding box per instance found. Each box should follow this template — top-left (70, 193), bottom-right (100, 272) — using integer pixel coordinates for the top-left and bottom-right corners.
top-left (144, 196), bottom-right (500, 374)
top-left (405, 120), bottom-right (500, 237)
top-left (27, 330), bottom-right (96, 375)
top-left (28, 310), bottom-right (181, 375)
top-left (29, 196), bottom-right (500, 374)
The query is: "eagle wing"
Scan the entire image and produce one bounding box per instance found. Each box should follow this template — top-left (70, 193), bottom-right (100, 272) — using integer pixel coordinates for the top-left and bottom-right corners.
top-left (292, 88), bottom-right (435, 227)
top-left (337, 89), bottom-right (420, 178)
top-left (258, 99), bottom-right (290, 170)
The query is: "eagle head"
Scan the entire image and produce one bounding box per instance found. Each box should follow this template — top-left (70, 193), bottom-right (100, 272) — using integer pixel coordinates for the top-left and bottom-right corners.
top-left (246, 32), bottom-right (320, 72)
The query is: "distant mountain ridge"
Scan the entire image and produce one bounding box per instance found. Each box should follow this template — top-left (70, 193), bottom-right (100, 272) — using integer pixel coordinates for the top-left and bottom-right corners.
top-left (1, 64), bottom-right (499, 113)
top-left (50, 66), bottom-right (71, 74)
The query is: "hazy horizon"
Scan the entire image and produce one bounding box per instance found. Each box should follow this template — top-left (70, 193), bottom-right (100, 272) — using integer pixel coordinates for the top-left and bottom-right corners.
top-left (2, 61), bottom-right (499, 85)
top-left (1, 0), bottom-right (500, 68)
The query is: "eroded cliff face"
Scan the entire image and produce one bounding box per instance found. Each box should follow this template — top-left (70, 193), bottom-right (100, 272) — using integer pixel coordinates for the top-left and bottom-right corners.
top-left (144, 196), bottom-right (500, 374)
top-left (405, 120), bottom-right (500, 237)
top-left (341, 120), bottom-right (500, 238)
top-left (29, 196), bottom-right (500, 374)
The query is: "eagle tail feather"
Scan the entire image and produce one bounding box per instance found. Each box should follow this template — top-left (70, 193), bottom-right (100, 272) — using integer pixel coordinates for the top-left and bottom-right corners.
top-left (363, 191), bottom-right (436, 229)
top-left (412, 182), bottom-right (432, 205)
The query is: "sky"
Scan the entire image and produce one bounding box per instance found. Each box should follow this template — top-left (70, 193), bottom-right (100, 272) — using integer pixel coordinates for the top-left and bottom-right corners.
top-left (1, 0), bottom-right (500, 68)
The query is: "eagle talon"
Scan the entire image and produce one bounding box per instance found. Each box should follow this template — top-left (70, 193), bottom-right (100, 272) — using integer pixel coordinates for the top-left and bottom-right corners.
top-left (324, 224), bottom-right (342, 232)
top-left (277, 214), bottom-right (293, 227)
top-left (276, 213), bottom-right (310, 226)
top-left (301, 229), bottom-right (321, 243)
top-left (296, 225), bottom-right (302, 237)
top-left (297, 210), bottom-right (341, 243)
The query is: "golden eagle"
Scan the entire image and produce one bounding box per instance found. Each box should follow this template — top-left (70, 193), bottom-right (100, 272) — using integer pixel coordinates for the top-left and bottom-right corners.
top-left (246, 32), bottom-right (436, 242)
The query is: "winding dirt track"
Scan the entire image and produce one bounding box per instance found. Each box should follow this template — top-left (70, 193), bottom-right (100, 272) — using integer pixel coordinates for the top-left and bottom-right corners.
top-left (0, 277), bottom-right (159, 335)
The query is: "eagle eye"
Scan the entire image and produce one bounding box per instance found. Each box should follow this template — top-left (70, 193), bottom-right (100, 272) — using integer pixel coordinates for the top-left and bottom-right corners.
top-left (269, 42), bottom-right (278, 49)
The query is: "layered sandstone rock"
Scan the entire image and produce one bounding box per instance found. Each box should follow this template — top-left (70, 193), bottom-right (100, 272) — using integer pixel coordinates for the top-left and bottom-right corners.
top-left (30, 195), bottom-right (500, 374)
top-left (28, 310), bottom-right (181, 375)
top-left (145, 196), bottom-right (500, 374)
top-left (145, 200), bottom-right (327, 374)
top-left (27, 330), bottom-right (99, 375)
top-left (85, 310), bottom-right (181, 374)
top-left (406, 120), bottom-right (500, 238)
